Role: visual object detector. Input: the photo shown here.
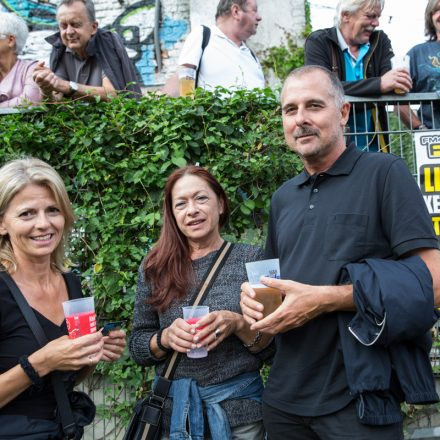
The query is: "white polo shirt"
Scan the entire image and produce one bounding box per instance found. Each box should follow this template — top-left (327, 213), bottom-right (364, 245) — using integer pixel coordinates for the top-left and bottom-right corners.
top-left (178, 25), bottom-right (265, 91)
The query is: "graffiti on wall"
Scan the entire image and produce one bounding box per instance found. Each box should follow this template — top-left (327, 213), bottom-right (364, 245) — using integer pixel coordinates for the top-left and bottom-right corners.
top-left (0, 0), bottom-right (188, 86)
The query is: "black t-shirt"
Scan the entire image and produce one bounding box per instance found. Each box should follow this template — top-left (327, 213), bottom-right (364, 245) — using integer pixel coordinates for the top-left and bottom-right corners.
top-left (264, 145), bottom-right (439, 416)
top-left (0, 272), bottom-right (82, 419)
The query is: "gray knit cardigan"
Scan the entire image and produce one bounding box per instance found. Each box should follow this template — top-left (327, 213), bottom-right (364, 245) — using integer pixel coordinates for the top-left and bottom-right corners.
top-left (129, 243), bottom-right (274, 435)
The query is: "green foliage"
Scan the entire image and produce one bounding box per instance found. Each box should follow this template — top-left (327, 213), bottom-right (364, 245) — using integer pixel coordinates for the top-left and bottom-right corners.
top-left (304, 0), bottom-right (313, 36)
top-left (0, 89), bottom-right (302, 420)
top-left (261, 32), bottom-right (306, 82)
top-left (260, 1), bottom-right (312, 82)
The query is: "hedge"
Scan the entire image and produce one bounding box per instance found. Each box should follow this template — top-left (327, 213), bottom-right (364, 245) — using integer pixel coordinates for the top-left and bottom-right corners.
top-left (0, 88), bottom-right (303, 420)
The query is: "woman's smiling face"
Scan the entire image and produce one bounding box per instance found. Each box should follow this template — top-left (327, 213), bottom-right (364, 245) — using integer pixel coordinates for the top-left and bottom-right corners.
top-left (0, 183), bottom-right (65, 265)
top-left (171, 174), bottom-right (224, 248)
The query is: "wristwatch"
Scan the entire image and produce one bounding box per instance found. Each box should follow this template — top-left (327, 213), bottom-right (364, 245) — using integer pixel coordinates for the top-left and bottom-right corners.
top-left (65, 81), bottom-right (78, 97)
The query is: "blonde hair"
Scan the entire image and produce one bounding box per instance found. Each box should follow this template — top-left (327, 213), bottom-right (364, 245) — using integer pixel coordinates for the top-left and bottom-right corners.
top-left (0, 158), bottom-right (75, 272)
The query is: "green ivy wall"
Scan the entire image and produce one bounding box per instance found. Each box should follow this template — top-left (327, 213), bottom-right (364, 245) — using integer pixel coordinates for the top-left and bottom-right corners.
top-left (0, 89), bottom-right (303, 418)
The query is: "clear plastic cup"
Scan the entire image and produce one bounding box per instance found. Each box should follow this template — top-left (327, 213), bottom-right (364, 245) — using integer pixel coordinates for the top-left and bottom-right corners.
top-left (245, 259), bottom-right (282, 317)
top-left (62, 297), bottom-right (96, 339)
top-left (391, 55), bottom-right (410, 94)
top-left (183, 305), bottom-right (209, 358)
top-left (178, 66), bottom-right (196, 97)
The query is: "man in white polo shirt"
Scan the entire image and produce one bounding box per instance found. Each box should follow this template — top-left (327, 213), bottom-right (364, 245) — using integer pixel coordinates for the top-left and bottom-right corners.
top-left (163, 0), bottom-right (264, 96)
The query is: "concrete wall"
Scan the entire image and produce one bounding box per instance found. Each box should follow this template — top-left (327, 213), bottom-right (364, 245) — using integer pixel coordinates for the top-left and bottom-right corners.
top-left (1, 0), bottom-right (305, 87)
top-left (189, 0), bottom-right (305, 53)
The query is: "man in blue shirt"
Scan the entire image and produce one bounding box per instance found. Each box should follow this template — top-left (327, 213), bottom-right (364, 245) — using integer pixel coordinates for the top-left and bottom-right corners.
top-left (305, 0), bottom-right (412, 152)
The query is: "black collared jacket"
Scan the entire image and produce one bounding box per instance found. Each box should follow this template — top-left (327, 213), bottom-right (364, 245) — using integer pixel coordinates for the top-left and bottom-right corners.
top-left (46, 28), bottom-right (141, 98)
top-left (305, 27), bottom-right (394, 150)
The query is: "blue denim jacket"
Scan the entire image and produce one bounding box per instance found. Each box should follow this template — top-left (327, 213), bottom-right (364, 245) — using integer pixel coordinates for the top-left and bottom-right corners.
top-left (162, 371), bottom-right (263, 440)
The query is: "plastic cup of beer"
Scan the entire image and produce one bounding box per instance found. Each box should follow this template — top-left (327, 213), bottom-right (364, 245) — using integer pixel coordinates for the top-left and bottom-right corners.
top-left (183, 305), bottom-right (209, 358)
top-left (178, 67), bottom-right (196, 97)
top-left (245, 259), bottom-right (282, 318)
top-left (62, 297), bottom-right (97, 339)
top-left (391, 55), bottom-right (410, 95)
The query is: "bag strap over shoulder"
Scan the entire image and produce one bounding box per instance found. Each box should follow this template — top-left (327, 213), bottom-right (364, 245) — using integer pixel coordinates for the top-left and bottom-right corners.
top-left (161, 241), bottom-right (233, 380)
top-left (136, 241), bottom-right (234, 440)
top-left (0, 271), bottom-right (77, 439)
top-left (195, 25), bottom-right (211, 87)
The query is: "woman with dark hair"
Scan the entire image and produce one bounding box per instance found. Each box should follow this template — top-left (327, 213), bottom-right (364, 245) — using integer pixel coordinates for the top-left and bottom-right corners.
top-left (129, 165), bottom-right (273, 440)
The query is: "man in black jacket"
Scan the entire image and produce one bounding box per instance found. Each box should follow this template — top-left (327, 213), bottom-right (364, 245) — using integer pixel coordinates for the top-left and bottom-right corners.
top-left (305, 0), bottom-right (412, 152)
top-left (33, 0), bottom-right (140, 101)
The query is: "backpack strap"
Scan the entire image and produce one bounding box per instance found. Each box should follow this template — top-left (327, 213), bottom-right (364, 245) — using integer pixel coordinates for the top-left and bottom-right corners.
top-left (195, 25), bottom-right (211, 87)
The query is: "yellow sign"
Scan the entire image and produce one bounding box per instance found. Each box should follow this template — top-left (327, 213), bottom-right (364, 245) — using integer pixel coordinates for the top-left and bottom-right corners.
top-left (416, 133), bottom-right (440, 238)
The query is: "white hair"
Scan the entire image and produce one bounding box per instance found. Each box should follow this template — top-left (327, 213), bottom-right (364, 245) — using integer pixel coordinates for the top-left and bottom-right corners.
top-left (0, 12), bottom-right (29, 54)
top-left (334, 0), bottom-right (385, 26)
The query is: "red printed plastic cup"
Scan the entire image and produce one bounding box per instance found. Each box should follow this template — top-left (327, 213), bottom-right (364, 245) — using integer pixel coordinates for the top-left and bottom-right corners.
top-left (62, 297), bottom-right (96, 339)
top-left (183, 306), bottom-right (209, 358)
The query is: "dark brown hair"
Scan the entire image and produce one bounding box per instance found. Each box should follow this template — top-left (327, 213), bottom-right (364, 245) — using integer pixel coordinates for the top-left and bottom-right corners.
top-left (425, 0), bottom-right (440, 41)
top-left (144, 165), bottom-right (230, 312)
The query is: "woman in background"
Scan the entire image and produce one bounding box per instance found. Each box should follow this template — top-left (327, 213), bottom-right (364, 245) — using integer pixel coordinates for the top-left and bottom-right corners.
top-left (0, 12), bottom-right (41, 108)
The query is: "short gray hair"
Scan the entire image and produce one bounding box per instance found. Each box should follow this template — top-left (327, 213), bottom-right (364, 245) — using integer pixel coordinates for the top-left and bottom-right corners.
top-left (334, 0), bottom-right (384, 26)
top-left (57, 0), bottom-right (96, 22)
top-left (215, 0), bottom-right (249, 20)
top-left (281, 65), bottom-right (346, 109)
top-left (0, 12), bottom-right (29, 54)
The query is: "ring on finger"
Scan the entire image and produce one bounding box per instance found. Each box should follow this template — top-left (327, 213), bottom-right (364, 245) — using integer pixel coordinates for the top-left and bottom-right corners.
top-left (214, 328), bottom-right (221, 340)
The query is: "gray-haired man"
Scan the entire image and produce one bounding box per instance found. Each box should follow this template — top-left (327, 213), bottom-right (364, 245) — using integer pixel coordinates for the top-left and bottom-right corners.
top-left (162, 0), bottom-right (264, 96)
top-left (33, 0), bottom-right (140, 101)
top-left (305, 0), bottom-right (412, 152)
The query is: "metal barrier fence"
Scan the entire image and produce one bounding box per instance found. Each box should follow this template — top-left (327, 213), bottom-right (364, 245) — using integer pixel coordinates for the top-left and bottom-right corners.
top-left (76, 375), bottom-right (132, 440)
top-left (345, 92), bottom-right (440, 176)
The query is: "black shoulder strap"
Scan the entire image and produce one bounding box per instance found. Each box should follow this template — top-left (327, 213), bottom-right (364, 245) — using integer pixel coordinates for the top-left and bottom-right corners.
top-left (161, 241), bottom-right (234, 380)
top-left (0, 271), bottom-right (77, 438)
top-left (248, 47), bottom-right (258, 62)
top-left (195, 25), bottom-right (211, 87)
top-left (139, 242), bottom-right (234, 440)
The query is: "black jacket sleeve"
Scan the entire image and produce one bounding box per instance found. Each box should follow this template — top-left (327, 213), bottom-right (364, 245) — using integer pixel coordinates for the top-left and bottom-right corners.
top-left (305, 29), bottom-right (394, 96)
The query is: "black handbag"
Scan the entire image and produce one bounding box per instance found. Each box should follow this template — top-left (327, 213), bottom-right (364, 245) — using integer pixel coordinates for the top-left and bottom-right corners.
top-left (0, 272), bottom-right (95, 440)
top-left (123, 241), bottom-right (234, 440)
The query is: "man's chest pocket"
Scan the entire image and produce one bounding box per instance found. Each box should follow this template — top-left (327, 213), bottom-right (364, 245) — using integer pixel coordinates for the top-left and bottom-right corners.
top-left (324, 214), bottom-right (369, 261)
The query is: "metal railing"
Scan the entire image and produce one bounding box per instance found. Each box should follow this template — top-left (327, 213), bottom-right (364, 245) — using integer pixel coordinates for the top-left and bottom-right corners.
top-left (345, 92), bottom-right (440, 176)
top-left (76, 375), bottom-right (132, 440)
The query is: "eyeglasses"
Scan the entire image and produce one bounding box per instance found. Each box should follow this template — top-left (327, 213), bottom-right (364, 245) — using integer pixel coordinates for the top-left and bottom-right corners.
top-left (0, 34), bottom-right (9, 39)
